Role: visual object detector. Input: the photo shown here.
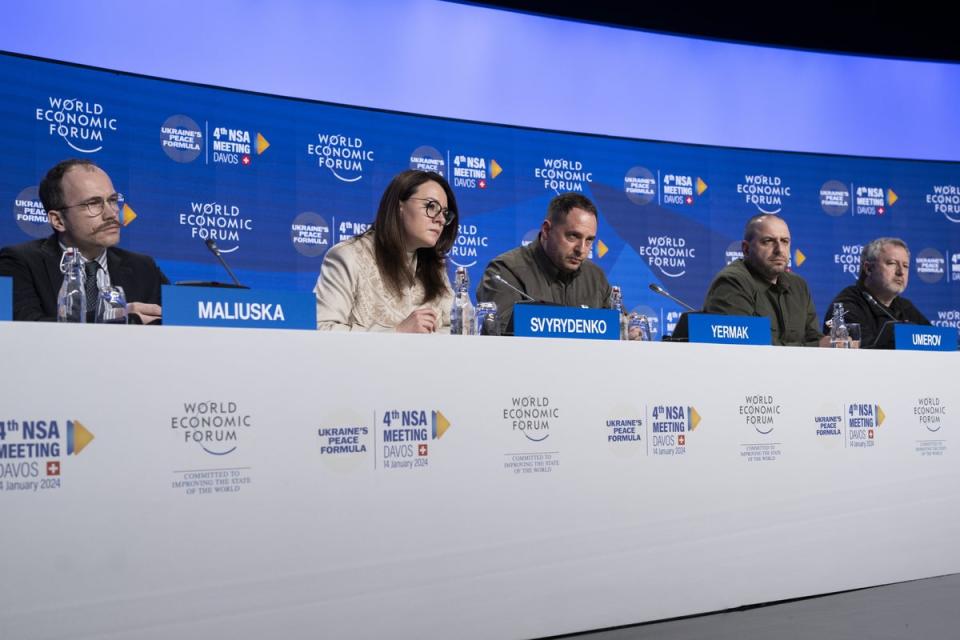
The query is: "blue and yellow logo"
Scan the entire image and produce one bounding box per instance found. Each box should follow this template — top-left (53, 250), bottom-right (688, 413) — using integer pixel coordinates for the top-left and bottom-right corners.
top-left (66, 419), bottom-right (95, 455)
top-left (432, 410), bottom-right (451, 439)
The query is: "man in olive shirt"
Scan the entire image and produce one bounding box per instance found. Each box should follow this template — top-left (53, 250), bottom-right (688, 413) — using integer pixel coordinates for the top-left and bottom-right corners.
top-left (476, 193), bottom-right (612, 335)
top-left (823, 237), bottom-right (930, 349)
top-left (702, 214), bottom-right (826, 346)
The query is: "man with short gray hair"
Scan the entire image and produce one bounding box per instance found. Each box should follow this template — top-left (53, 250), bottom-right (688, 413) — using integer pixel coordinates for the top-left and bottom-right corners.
top-left (823, 237), bottom-right (929, 348)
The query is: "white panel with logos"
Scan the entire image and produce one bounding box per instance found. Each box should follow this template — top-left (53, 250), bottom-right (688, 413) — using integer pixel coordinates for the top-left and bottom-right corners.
top-left (0, 323), bottom-right (956, 640)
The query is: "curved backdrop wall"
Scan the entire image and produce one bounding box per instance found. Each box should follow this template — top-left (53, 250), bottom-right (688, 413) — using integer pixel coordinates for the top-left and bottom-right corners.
top-left (1, 49), bottom-right (958, 336)
top-left (3, 0), bottom-right (960, 161)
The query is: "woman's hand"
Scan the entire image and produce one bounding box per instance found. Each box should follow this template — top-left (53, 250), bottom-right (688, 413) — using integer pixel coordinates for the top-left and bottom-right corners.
top-left (396, 307), bottom-right (439, 333)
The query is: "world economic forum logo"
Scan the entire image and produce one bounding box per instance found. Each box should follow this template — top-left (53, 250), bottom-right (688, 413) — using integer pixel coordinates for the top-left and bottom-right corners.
top-left (925, 185), bottom-right (960, 223)
top-left (35, 96), bottom-right (117, 153)
top-left (307, 133), bottom-right (374, 182)
top-left (449, 223), bottom-right (489, 268)
top-left (737, 174), bottom-right (790, 214)
top-left (502, 396), bottom-right (557, 442)
top-left (170, 401), bottom-right (251, 456)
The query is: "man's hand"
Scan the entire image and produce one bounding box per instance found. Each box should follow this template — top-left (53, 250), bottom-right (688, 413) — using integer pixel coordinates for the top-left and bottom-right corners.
top-left (396, 308), bottom-right (438, 333)
top-left (127, 302), bottom-right (162, 325)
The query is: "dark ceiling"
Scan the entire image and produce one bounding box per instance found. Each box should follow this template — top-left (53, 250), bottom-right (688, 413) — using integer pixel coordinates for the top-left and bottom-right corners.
top-left (469, 2), bottom-right (960, 63)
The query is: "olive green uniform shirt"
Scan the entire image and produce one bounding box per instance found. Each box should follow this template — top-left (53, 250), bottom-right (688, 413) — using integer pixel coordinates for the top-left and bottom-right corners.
top-left (476, 239), bottom-right (612, 335)
top-left (702, 259), bottom-right (822, 346)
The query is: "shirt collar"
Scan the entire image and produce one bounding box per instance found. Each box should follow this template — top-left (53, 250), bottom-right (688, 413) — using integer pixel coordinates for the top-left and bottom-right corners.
top-left (58, 240), bottom-right (108, 271)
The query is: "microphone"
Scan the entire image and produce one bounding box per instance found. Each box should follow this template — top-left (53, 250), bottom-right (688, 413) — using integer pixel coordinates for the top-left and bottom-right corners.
top-left (649, 283), bottom-right (698, 312)
top-left (861, 290), bottom-right (899, 322)
top-left (861, 289), bottom-right (901, 348)
top-left (204, 239), bottom-right (244, 288)
top-left (493, 274), bottom-right (536, 302)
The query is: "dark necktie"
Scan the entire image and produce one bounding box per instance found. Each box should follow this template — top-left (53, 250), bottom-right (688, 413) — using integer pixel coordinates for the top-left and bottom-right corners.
top-left (84, 261), bottom-right (100, 322)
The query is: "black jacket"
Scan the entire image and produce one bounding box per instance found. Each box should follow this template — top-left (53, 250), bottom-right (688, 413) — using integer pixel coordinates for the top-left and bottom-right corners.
top-left (0, 234), bottom-right (168, 321)
top-left (823, 282), bottom-right (930, 349)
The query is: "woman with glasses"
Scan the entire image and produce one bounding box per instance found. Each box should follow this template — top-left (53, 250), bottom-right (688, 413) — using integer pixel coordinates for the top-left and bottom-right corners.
top-left (314, 170), bottom-right (459, 332)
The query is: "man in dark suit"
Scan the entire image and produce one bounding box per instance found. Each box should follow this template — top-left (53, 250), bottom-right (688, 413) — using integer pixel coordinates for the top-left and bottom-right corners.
top-left (0, 159), bottom-right (167, 323)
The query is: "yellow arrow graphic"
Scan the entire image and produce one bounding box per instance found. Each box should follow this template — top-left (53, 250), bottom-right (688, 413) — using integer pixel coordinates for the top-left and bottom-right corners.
top-left (121, 204), bottom-right (137, 227)
top-left (433, 411), bottom-right (451, 439)
top-left (256, 132), bottom-right (270, 155)
top-left (69, 420), bottom-right (95, 455)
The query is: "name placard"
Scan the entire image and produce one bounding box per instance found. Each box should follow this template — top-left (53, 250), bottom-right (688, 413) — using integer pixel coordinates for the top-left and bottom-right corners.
top-left (513, 304), bottom-right (619, 340)
top-left (162, 285), bottom-right (314, 329)
top-left (688, 313), bottom-right (772, 345)
top-left (894, 324), bottom-right (956, 352)
top-left (0, 276), bottom-right (11, 321)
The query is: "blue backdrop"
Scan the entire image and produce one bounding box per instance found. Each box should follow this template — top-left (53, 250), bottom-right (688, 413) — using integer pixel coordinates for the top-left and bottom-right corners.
top-left (2, 52), bottom-right (959, 336)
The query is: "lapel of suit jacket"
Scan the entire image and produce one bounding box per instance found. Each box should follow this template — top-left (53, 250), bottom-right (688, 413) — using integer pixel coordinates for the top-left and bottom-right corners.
top-left (106, 248), bottom-right (133, 291)
top-left (41, 234), bottom-right (65, 293)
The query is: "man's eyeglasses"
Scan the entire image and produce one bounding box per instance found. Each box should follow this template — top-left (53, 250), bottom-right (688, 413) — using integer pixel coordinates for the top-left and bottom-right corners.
top-left (407, 197), bottom-right (455, 226)
top-left (60, 193), bottom-right (124, 217)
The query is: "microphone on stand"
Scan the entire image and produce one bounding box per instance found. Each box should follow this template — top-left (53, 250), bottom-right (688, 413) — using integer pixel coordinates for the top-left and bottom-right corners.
top-left (861, 290), bottom-right (899, 322)
top-left (648, 283), bottom-right (699, 342)
top-left (493, 274), bottom-right (537, 302)
top-left (174, 239), bottom-right (249, 288)
top-left (205, 239), bottom-right (244, 288)
top-left (861, 290), bottom-right (900, 348)
top-left (648, 283), bottom-right (698, 312)
top-left (488, 273), bottom-right (545, 337)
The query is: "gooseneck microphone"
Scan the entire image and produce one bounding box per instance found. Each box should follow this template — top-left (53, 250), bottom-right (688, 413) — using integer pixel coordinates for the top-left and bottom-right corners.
top-left (861, 290), bottom-right (901, 348)
top-left (204, 239), bottom-right (244, 288)
top-left (648, 283), bottom-right (698, 312)
top-left (861, 290), bottom-right (899, 322)
top-left (493, 274), bottom-right (536, 302)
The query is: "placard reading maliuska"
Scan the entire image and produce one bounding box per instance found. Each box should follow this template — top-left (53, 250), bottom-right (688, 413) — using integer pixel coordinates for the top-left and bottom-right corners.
top-left (513, 304), bottom-right (619, 340)
top-left (162, 285), bottom-right (314, 329)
